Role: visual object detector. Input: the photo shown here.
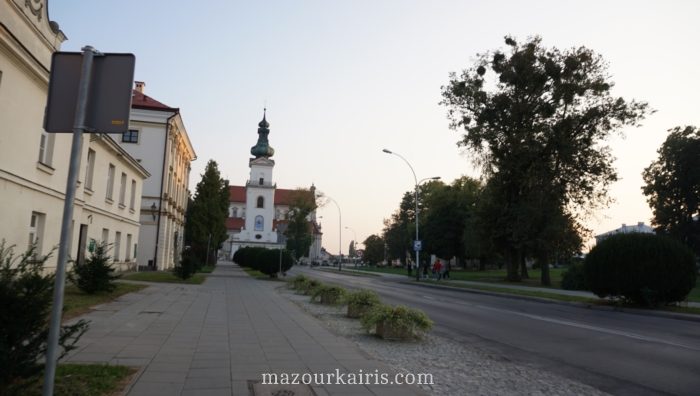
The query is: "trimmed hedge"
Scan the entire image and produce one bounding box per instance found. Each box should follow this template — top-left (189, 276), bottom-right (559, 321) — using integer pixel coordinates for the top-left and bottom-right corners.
top-left (561, 263), bottom-right (586, 291)
top-left (233, 247), bottom-right (294, 277)
top-left (584, 233), bottom-right (697, 306)
top-left (360, 304), bottom-right (433, 340)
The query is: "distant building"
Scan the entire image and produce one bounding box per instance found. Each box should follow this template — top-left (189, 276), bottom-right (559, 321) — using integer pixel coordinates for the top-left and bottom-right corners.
top-left (224, 111), bottom-right (322, 259)
top-left (0, 0), bottom-right (149, 270)
top-left (595, 222), bottom-right (654, 244)
top-left (110, 82), bottom-right (196, 270)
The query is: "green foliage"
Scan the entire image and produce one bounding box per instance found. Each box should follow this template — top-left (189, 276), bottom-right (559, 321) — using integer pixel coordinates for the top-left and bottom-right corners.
top-left (642, 126), bottom-right (700, 256)
top-left (561, 263), bottom-right (587, 290)
top-left (184, 160), bottom-right (229, 266)
top-left (69, 242), bottom-right (118, 294)
top-left (290, 274), bottom-right (309, 290)
top-left (345, 289), bottom-right (381, 318)
top-left (441, 35), bottom-right (649, 283)
top-left (300, 278), bottom-right (322, 295)
top-left (584, 233), bottom-right (697, 306)
top-left (310, 284), bottom-right (347, 305)
top-left (362, 234), bottom-right (385, 265)
top-left (172, 248), bottom-right (198, 280)
top-left (0, 241), bottom-right (88, 393)
top-left (360, 304), bottom-right (433, 340)
top-left (233, 247), bottom-right (294, 277)
top-left (284, 189), bottom-right (318, 259)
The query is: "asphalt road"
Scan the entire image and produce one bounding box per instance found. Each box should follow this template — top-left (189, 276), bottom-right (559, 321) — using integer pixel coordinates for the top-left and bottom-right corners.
top-left (292, 266), bottom-right (700, 396)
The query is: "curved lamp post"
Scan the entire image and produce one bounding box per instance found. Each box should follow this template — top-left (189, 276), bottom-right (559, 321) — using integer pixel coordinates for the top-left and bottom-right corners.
top-left (382, 148), bottom-right (440, 281)
top-left (325, 195), bottom-right (342, 271)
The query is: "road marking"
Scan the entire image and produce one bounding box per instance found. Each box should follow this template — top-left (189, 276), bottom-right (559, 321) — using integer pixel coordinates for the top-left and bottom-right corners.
top-left (479, 305), bottom-right (700, 352)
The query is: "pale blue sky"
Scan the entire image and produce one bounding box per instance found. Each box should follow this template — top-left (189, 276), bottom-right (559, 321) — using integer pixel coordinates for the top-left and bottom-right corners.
top-left (51, 1), bottom-right (700, 254)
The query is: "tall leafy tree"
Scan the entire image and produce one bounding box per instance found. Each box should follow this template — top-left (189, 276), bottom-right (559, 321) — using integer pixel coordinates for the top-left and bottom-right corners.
top-left (284, 188), bottom-right (318, 259)
top-left (642, 126), bottom-right (700, 256)
top-left (363, 234), bottom-right (385, 266)
top-left (441, 36), bottom-right (649, 284)
top-left (422, 177), bottom-right (480, 267)
top-left (185, 160), bottom-right (229, 265)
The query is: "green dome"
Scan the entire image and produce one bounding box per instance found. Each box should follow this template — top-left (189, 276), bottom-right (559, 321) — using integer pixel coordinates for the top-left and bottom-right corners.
top-left (250, 110), bottom-right (274, 158)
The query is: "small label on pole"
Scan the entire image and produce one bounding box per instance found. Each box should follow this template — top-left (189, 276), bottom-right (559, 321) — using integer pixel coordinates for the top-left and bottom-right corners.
top-left (414, 240), bottom-right (422, 252)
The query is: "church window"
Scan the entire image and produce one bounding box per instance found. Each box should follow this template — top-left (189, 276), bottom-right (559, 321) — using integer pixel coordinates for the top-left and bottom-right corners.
top-left (257, 196), bottom-right (264, 208)
top-left (259, 177), bottom-right (264, 185)
top-left (254, 215), bottom-right (264, 231)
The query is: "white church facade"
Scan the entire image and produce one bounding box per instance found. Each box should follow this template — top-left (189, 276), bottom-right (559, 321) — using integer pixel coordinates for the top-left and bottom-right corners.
top-left (224, 112), bottom-right (322, 260)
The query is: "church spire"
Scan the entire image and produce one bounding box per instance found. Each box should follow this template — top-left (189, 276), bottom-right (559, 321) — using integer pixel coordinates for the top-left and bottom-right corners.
top-left (250, 108), bottom-right (275, 158)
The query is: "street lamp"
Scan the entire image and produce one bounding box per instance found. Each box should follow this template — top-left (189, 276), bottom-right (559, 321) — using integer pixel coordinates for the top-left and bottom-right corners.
top-left (325, 195), bottom-right (342, 271)
top-left (382, 148), bottom-right (440, 281)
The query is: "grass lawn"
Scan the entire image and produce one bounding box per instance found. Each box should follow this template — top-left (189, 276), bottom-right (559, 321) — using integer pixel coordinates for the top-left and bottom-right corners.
top-left (12, 364), bottom-right (137, 396)
top-left (121, 271), bottom-right (207, 284)
top-left (63, 283), bottom-right (147, 320)
top-left (242, 266), bottom-right (283, 281)
top-left (419, 279), bottom-right (597, 303)
top-left (359, 266), bottom-right (566, 287)
top-left (197, 265), bottom-right (216, 273)
top-left (687, 285), bottom-right (700, 303)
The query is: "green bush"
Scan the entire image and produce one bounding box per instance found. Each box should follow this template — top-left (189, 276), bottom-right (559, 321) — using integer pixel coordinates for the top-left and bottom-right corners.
top-left (561, 263), bottom-right (587, 290)
top-left (172, 249), bottom-right (198, 280)
top-left (290, 274), bottom-right (308, 290)
top-left (360, 304), bottom-right (432, 340)
top-left (310, 284), bottom-right (347, 304)
top-left (345, 289), bottom-right (381, 318)
top-left (584, 233), bottom-right (697, 306)
top-left (69, 242), bottom-right (118, 294)
top-left (0, 241), bottom-right (88, 394)
top-left (234, 247), bottom-right (294, 277)
top-left (300, 279), bottom-right (322, 295)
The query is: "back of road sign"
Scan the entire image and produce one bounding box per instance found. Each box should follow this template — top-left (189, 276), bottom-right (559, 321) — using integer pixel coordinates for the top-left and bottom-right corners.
top-left (44, 52), bottom-right (135, 133)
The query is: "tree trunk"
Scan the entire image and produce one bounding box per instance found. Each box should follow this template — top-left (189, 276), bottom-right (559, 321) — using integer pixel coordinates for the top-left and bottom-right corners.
top-left (520, 255), bottom-right (529, 279)
top-left (506, 249), bottom-right (521, 282)
top-left (540, 254), bottom-right (551, 286)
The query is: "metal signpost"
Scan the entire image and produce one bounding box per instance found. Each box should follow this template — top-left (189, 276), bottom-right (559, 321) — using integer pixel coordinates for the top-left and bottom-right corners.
top-left (42, 46), bottom-right (134, 396)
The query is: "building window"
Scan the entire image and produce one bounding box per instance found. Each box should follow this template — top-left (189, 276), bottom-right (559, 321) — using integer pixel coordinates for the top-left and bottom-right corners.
top-left (254, 215), bottom-right (264, 231)
top-left (85, 149), bottom-right (96, 190)
top-left (114, 232), bottom-right (121, 262)
top-left (122, 129), bottom-right (139, 143)
top-left (257, 196), bottom-right (264, 208)
top-left (259, 177), bottom-right (264, 185)
top-left (130, 179), bottom-right (136, 210)
top-left (38, 131), bottom-right (55, 166)
top-left (28, 212), bottom-right (45, 258)
top-left (106, 164), bottom-right (115, 200)
top-left (102, 228), bottom-right (109, 244)
top-left (119, 172), bottom-right (127, 205)
top-left (126, 234), bottom-right (132, 261)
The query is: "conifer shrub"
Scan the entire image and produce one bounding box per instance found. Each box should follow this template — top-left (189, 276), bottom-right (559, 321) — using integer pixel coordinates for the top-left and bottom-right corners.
top-left (360, 304), bottom-right (433, 340)
top-left (345, 289), bottom-right (381, 318)
top-left (584, 233), bottom-right (697, 306)
top-left (173, 248), bottom-right (198, 280)
top-left (310, 284), bottom-right (347, 304)
top-left (256, 249), bottom-right (294, 277)
top-left (0, 241), bottom-right (88, 393)
top-left (69, 242), bottom-right (119, 294)
top-left (561, 262), bottom-right (587, 290)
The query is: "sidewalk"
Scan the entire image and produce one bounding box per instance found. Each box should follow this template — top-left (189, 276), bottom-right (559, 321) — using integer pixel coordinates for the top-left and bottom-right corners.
top-left (65, 262), bottom-right (425, 396)
top-left (327, 267), bottom-right (700, 308)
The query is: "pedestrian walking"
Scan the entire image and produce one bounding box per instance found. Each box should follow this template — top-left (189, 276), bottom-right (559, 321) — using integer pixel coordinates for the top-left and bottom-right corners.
top-left (433, 259), bottom-right (443, 280)
top-left (443, 260), bottom-right (450, 279)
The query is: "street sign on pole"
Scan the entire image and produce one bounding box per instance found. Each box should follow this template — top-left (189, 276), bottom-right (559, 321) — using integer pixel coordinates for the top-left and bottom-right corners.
top-left (44, 52), bottom-right (135, 133)
top-left (41, 46), bottom-right (135, 396)
top-left (414, 240), bottom-right (422, 252)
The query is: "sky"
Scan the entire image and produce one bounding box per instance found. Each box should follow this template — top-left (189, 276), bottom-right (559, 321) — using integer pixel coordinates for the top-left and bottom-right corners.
top-left (51, 0), bottom-right (700, 254)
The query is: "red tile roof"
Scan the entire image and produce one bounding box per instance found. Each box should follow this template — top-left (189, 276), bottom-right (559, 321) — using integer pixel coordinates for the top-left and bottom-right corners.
top-left (228, 186), bottom-right (314, 206)
top-left (131, 90), bottom-right (178, 111)
top-left (226, 218), bottom-right (245, 231)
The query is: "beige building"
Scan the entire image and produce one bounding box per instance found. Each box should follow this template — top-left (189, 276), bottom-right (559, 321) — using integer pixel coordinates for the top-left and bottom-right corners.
top-left (0, 0), bottom-right (149, 271)
top-left (110, 82), bottom-right (196, 270)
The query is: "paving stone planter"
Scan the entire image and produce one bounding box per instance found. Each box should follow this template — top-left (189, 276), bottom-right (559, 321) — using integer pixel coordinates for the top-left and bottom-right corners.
top-left (376, 321), bottom-right (413, 341)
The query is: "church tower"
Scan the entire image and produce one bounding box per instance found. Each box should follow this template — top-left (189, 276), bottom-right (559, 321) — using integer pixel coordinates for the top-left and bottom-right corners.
top-left (243, 110), bottom-right (278, 243)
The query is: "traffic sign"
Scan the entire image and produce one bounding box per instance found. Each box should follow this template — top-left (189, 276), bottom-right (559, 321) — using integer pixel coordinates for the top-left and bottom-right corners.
top-left (414, 240), bottom-right (422, 252)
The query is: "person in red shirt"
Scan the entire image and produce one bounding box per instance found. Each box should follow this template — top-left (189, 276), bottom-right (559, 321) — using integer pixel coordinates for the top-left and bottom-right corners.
top-left (432, 259), bottom-right (443, 280)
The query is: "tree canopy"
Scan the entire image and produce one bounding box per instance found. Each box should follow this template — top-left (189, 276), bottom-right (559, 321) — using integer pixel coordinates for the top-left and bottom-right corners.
top-left (642, 126), bottom-right (700, 256)
top-left (184, 159), bottom-right (229, 265)
top-left (284, 188), bottom-right (318, 259)
top-left (362, 234), bottom-right (384, 265)
top-left (441, 36), bottom-right (649, 283)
